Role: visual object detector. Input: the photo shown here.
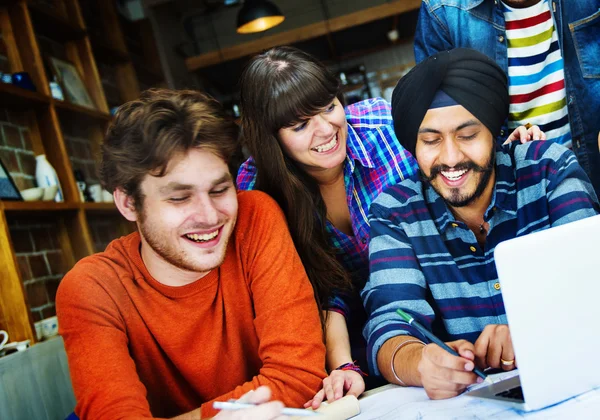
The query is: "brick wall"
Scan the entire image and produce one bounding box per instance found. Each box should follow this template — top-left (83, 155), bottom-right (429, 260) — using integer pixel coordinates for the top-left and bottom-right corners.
top-left (87, 214), bottom-right (131, 253)
top-left (8, 216), bottom-right (69, 322)
top-left (61, 116), bottom-right (99, 186)
top-left (0, 108), bottom-right (37, 192)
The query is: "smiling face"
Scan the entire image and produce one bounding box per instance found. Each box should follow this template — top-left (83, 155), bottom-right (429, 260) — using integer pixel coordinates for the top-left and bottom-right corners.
top-left (133, 148), bottom-right (238, 285)
top-left (416, 105), bottom-right (495, 208)
top-left (277, 98), bottom-right (348, 176)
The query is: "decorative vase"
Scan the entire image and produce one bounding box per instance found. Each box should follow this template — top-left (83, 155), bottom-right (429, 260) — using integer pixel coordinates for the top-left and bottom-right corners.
top-left (35, 155), bottom-right (63, 202)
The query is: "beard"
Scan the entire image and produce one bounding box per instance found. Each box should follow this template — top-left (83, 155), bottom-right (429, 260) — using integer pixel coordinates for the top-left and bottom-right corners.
top-left (420, 147), bottom-right (495, 208)
top-left (137, 207), bottom-right (234, 274)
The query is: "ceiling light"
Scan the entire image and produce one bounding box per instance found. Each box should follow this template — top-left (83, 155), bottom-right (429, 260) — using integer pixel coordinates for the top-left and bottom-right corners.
top-left (236, 0), bottom-right (285, 34)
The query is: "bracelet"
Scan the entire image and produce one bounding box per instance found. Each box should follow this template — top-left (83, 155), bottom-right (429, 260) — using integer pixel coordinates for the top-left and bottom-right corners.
top-left (335, 361), bottom-right (368, 377)
top-left (390, 339), bottom-right (425, 386)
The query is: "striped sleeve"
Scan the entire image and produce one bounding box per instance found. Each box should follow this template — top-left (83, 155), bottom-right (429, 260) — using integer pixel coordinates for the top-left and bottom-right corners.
top-left (531, 143), bottom-right (599, 224)
top-left (361, 187), bottom-right (434, 377)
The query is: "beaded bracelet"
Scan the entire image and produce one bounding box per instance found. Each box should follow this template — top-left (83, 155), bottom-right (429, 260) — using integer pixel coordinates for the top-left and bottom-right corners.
top-left (335, 361), bottom-right (368, 377)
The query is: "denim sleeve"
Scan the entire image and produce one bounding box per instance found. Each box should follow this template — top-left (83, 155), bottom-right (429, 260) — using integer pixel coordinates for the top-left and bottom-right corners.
top-left (414, 1), bottom-right (454, 63)
top-left (361, 195), bottom-right (434, 376)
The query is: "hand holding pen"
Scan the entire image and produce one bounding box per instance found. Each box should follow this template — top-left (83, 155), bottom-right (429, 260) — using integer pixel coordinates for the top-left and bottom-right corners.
top-left (396, 309), bottom-right (488, 400)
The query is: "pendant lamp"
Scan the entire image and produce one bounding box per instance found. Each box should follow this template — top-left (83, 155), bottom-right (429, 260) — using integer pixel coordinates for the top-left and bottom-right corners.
top-left (236, 0), bottom-right (285, 34)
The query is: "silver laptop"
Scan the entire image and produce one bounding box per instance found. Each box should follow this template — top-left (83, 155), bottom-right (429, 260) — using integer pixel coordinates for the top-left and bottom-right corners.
top-left (466, 214), bottom-right (600, 411)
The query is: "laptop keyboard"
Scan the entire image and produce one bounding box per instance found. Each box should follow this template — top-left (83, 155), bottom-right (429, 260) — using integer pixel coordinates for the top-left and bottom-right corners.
top-left (495, 386), bottom-right (524, 401)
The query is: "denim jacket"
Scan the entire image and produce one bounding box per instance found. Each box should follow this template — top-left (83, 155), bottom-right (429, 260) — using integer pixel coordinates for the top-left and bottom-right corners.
top-left (414, 0), bottom-right (600, 196)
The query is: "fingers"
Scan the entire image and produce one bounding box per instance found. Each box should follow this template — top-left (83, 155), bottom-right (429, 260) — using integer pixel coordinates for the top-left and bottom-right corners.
top-left (473, 330), bottom-right (491, 369)
top-left (311, 369), bottom-right (354, 409)
top-left (322, 373), bottom-right (342, 403)
top-left (225, 401), bottom-right (284, 420)
top-left (516, 126), bottom-right (529, 143)
top-left (473, 325), bottom-right (515, 370)
top-left (344, 371), bottom-right (366, 397)
top-left (241, 386), bottom-right (271, 404)
top-left (305, 389), bottom-right (324, 409)
top-left (499, 335), bottom-right (516, 371)
top-left (529, 125), bottom-right (543, 141)
top-left (419, 341), bottom-right (479, 393)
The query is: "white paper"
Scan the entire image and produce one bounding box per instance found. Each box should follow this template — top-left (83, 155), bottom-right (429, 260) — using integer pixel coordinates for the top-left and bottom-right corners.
top-left (355, 380), bottom-right (600, 419)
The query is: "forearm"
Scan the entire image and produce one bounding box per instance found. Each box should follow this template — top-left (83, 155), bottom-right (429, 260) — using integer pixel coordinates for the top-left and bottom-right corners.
top-left (377, 336), bottom-right (425, 387)
top-left (324, 311), bottom-right (353, 371)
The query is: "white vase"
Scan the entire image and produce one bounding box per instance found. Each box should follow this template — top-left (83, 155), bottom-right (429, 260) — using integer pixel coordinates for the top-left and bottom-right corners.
top-left (35, 155), bottom-right (63, 202)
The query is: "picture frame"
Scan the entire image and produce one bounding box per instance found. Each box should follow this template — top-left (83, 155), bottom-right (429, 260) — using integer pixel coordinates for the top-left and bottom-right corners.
top-left (48, 56), bottom-right (96, 109)
top-left (0, 158), bottom-right (23, 201)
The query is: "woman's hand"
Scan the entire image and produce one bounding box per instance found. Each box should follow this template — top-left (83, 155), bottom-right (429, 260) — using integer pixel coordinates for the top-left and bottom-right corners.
top-left (303, 369), bottom-right (365, 410)
top-left (503, 124), bottom-right (546, 145)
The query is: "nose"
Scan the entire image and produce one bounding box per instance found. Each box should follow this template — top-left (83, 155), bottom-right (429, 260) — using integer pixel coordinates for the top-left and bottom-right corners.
top-left (314, 113), bottom-right (335, 137)
top-left (439, 138), bottom-right (464, 168)
top-left (192, 196), bottom-right (220, 226)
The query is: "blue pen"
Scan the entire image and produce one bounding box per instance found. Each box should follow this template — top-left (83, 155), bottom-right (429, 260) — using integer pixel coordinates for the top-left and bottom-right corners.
top-left (213, 401), bottom-right (321, 417)
top-left (396, 308), bottom-right (487, 380)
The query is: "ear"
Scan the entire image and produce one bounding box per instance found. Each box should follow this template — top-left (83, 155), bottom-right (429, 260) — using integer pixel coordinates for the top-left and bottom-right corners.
top-left (113, 188), bottom-right (139, 222)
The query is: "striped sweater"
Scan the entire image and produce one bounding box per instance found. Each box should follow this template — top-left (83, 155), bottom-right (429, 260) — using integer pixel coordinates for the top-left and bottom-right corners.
top-left (502, 0), bottom-right (571, 146)
top-left (362, 141), bottom-right (598, 376)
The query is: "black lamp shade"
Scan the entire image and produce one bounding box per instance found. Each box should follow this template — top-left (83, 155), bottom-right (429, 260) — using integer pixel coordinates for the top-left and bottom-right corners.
top-left (236, 0), bottom-right (285, 34)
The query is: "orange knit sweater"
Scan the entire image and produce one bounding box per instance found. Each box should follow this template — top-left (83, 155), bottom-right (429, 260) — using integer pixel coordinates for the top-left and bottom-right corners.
top-left (56, 191), bottom-right (326, 419)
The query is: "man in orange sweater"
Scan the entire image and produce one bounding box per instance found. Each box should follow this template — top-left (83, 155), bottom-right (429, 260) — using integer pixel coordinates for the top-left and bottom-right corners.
top-left (56, 89), bottom-right (326, 419)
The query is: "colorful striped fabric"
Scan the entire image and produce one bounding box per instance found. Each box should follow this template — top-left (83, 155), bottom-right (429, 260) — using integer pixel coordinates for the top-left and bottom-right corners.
top-left (502, 0), bottom-right (571, 147)
top-left (237, 98), bottom-right (418, 317)
top-left (362, 141), bottom-right (598, 376)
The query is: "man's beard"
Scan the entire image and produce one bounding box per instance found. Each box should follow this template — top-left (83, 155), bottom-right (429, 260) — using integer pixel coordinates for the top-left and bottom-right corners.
top-left (420, 147), bottom-right (495, 208)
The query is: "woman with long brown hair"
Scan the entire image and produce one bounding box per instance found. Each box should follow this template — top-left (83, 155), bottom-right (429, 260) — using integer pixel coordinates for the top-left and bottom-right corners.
top-left (236, 46), bottom-right (543, 407)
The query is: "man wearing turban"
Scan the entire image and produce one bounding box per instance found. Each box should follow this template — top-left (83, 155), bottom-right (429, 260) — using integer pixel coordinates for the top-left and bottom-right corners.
top-left (361, 49), bottom-right (598, 400)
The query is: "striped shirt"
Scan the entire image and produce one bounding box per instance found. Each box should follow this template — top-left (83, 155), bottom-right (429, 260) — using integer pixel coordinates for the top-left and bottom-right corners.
top-left (502, 0), bottom-right (571, 147)
top-left (363, 141), bottom-right (598, 376)
top-left (237, 98), bottom-right (417, 318)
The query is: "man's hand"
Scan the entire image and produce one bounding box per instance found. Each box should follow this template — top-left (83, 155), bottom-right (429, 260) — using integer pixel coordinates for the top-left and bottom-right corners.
top-left (473, 324), bottom-right (516, 371)
top-left (503, 124), bottom-right (546, 145)
top-left (417, 340), bottom-right (481, 400)
top-left (214, 386), bottom-right (286, 420)
top-left (304, 369), bottom-right (365, 409)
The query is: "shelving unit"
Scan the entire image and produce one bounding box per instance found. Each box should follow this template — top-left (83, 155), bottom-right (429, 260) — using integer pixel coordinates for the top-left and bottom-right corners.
top-left (0, 0), bottom-right (162, 344)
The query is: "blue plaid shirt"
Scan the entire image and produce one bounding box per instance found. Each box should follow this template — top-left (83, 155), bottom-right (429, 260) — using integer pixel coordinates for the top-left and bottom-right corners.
top-left (237, 98), bottom-right (417, 320)
top-left (363, 141), bottom-right (599, 376)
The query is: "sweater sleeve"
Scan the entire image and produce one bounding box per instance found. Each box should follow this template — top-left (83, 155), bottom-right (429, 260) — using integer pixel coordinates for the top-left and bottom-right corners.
top-left (199, 191), bottom-right (326, 418)
top-left (56, 259), bottom-right (155, 420)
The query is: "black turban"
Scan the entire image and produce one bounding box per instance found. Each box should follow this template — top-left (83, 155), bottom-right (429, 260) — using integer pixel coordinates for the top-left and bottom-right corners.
top-left (391, 48), bottom-right (509, 157)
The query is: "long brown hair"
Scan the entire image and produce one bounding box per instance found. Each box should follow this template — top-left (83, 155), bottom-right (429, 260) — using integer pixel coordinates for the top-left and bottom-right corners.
top-left (239, 46), bottom-right (352, 323)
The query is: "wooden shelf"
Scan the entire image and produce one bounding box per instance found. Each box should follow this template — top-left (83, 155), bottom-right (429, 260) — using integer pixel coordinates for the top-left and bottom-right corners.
top-left (0, 82), bottom-right (51, 108)
top-left (81, 202), bottom-right (118, 213)
top-left (90, 37), bottom-right (130, 64)
top-left (27, 2), bottom-right (86, 42)
top-left (53, 99), bottom-right (112, 122)
top-left (1, 201), bottom-right (79, 212)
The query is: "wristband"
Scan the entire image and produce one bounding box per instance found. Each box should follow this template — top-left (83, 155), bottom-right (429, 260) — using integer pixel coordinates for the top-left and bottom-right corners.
top-left (335, 361), bottom-right (368, 377)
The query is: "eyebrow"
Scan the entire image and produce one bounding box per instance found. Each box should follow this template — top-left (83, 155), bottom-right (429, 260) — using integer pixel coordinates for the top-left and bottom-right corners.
top-left (158, 173), bottom-right (232, 194)
top-left (418, 119), bottom-right (482, 135)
